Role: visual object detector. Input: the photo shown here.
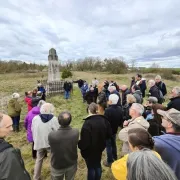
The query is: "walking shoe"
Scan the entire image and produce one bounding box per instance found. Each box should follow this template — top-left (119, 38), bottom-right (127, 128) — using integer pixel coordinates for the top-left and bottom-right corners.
top-left (103, 160), bottom-right (112, 167)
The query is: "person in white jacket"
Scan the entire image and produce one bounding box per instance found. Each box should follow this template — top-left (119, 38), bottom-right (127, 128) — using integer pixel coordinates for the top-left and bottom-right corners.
top-left (119, 103), bottom-right (149, 156)
top-left (32, 103), bottom-right (59, 180)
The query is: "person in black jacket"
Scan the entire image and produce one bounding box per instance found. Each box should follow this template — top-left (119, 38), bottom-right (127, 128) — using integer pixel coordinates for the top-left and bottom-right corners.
top-left (0, 113), bottom-right (30, 180)
top-left (73, 79), bottom-right (84, 88)
top-left (155, 75), bottom-right (167, 96)
top-left (84, 86), bottom-right (97, 105)
top-left (148, 80), bottom-right (162, 104)
top-left (121, 85), bottom-right (131, 106)
top-left (108, 86), bottom-right (121, 106)
top-left (135, 74), bottom-right (147, 97)
top-left (63, 81), bottom-right (72, 99)
top-left (167, 86), bottom-right (180, 111)
top-left (78, 103), bottom-right (112, 180)
top-left (123, 94), bottom-right (136, 121)
top-left (130, 76), bottom-right (136, 90)
top-left (104, 94), bottom-right (124, 167)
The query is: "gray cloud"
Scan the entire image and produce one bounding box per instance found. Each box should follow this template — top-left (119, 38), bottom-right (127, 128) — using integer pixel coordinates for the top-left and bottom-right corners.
top-left (0, 0), bottom-right (180, 67)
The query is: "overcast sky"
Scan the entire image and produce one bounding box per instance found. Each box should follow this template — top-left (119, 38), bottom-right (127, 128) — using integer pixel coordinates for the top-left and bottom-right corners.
top-left (0, 0), bottom-right (180, 67)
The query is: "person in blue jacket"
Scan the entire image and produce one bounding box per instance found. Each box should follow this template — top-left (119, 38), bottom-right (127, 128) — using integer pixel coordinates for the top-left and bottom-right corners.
top-left (81, 81), bottom-right (88, 103)
top-left (37, 83), bottom-right (46, 101)
top-left (154, 108), bottom-right (180, 180)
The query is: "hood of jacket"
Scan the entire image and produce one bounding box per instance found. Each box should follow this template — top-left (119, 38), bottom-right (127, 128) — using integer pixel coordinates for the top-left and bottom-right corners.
top-left (8, 98), bottom-right (16, 105)
top-left (154, 134), bottom-right (180, 153)
top-left (39, 114), bottom-right (54, 123)
top-left (32, 106), bottom-right (40, 115)
top-left (133, 90), bottom-right (142, 96)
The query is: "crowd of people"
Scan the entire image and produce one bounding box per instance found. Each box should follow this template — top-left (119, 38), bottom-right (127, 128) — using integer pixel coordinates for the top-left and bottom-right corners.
top-left (0, 73), bottom-right (180, 180)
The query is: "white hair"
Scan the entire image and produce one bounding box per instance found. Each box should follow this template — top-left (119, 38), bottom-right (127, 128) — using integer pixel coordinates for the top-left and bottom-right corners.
top-left (173, 86), bottom-right (180, 96)
top-left (148, 79), bottom-right (156, 86)
top-left (155, 75), bottom-right (161, 80)
top-left (12, 93), bottom-right (20, 99)
top-left (108, 86), bottom-right (116, 92)
top-left (37, 100), bottom-right (46, 108)
top-left (109, 94), bottom-right (119, 105)
top-left (40, 103), bottom-right (55, 114)
top-left (131, 103), bottom-right (144, 115)
top-left (127, 150), bottom-right (178, 180)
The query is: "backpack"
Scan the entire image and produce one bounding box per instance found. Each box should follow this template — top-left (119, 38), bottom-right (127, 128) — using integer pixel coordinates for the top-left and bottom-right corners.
top-left (158, 89), bottom-right (165, 103)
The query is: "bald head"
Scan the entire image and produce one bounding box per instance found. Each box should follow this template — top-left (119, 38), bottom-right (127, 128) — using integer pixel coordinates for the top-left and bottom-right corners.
top-left (121, 85), bottom-right (127, 91)
top-left (0, 113), bottom-right (13, 138)
top-left (58, 111), bottom-right (72, 127)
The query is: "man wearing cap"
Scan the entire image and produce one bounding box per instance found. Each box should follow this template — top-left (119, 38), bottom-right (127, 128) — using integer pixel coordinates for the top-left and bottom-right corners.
top-left (104, 94), bottom-right (124, 167)
top-left (154, 108), bottom-right (180, 179)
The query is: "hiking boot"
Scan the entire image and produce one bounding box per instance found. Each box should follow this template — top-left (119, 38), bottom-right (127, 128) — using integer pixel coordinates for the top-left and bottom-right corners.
top-left (103, 160), bottom-right (112, 167)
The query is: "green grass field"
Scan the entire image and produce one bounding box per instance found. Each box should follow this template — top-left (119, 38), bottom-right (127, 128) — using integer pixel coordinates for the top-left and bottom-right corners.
top-left (1, 71), bottom-right (179, 180)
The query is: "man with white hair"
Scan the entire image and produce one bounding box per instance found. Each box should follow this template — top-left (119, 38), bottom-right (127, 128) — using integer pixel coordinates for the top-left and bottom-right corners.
top-left (155, 75), bottom-right (167, 96)
top-left (32, 103), bottom-right (59, 180)
top-left (167, 86), bottom-right (180, 111)
top-left (0, 113), bottom-right (31, 179)
top-left (119, 103), bottom-right (149, 155)
top-left (108, 86), bottom-right (121, 106)
top-left (7, 93), bottom-right (21, 132)
top-left (104, 94), bottom-right (123, 167)
top-left (148, 79), bottom-right (162, 104)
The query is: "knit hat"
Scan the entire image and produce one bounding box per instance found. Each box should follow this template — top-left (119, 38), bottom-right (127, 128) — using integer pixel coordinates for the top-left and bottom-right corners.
top-left (157, 108), bottom-right (180, 126)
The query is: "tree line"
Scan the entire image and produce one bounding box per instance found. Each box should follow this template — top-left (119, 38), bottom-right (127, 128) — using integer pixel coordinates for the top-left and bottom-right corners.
top-left (0, 60), bottom-right (46, 73)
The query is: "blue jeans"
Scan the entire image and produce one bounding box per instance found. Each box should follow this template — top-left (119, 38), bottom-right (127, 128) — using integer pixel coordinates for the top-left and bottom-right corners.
top-left (85, 160), bottom-right (102, 180)
top-left (64, 91), bottom-right (70, 99)
top-left (106, 134), bottom-right (117, 164)
top-left (12, 116), bottom-right (20, 126)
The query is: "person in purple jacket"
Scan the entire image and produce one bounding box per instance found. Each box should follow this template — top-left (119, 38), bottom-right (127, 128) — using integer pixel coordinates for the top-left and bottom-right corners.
top-left (24, 100), bottom-right (45, 158)
top-left (154, 108), bottom-right (180, 180)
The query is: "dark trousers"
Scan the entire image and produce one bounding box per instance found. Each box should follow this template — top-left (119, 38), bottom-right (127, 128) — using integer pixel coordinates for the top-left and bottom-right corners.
top-left (32, 142), bottom-right (37, 159)
top-left (106, 134), bottom-right (117, 164)
top-left (11, 116), bottom-right (20, 131)
top-left (64, 91), bottom-right (70, 99)
top-left (85, 159), bottom-right (102, 180)
top-left (12, 116), bottom-right (20, 126)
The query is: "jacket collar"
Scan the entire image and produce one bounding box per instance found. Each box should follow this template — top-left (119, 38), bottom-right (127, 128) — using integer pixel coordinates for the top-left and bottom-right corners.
top-left (166, 132), bottom-right (180, 135)
top-left (108, 104), bottom-right (118, 108)
top-left (59, 126), bottom-right (72, 130)
top-left (170, 96), bottom-right (180, 100)
top-left (84, 114), bottom-right (107, 121)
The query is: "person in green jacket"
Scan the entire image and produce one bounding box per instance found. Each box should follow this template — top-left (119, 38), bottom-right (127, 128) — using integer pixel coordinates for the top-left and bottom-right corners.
top-left (7, 93), bottom-right (21, 132)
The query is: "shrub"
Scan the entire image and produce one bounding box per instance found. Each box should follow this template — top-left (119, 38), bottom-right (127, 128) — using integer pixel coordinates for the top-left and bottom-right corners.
top-left (161, 69), bottom-right (176, 81)
top-left (61, 69), bottom-right (73, 79)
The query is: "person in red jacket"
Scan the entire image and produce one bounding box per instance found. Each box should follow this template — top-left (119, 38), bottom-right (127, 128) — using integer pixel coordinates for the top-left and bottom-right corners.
top-left (24, 91), bottom-right (32, 112)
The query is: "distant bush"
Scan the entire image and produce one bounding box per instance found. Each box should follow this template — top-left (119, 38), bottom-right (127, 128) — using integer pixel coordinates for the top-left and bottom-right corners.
top-left (161, 69), bottom-right (176, 80)
top-left (61, 69), bottom-right (73, 79)
top-left (62, 57), bottom-right (128, 74)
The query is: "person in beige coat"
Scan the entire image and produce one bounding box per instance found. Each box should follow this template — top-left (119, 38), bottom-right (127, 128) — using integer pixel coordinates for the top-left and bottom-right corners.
top-left (119, 103), bottom-right (149, 156)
